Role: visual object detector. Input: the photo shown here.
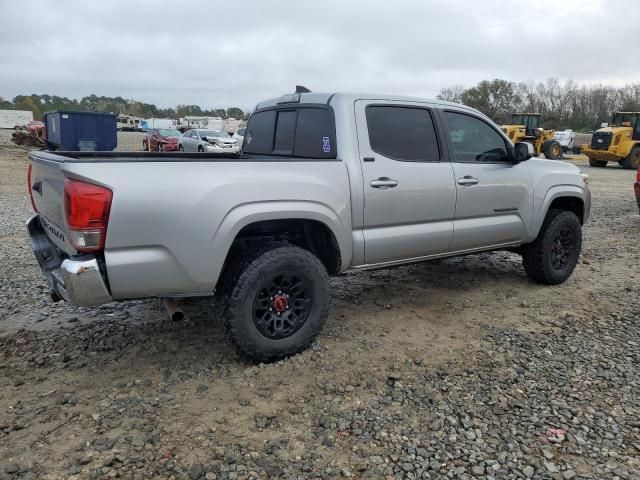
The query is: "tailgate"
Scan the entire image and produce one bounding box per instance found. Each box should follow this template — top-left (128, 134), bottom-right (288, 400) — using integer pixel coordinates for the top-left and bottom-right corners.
top-left (29, 153), bottom-right (77, 255)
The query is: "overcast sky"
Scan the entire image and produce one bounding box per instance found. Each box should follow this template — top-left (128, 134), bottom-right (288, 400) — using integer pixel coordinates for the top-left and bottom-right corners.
top-left (1, 0), bottom-right (638, 111)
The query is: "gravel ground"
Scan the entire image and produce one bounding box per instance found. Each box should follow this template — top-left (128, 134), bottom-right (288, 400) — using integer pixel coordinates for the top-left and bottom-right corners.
top-left (0, 132), bottom-right (638, 480)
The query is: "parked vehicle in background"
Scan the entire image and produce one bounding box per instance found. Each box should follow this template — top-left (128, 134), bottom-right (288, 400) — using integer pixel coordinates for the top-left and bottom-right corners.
top-left (232, 127), bottom-right (245, 146)
top-left (142, 129), bottom-right (181, 151)
top-left (224, 117), bottom-right (242, 134)
top-left (554, 129), bottom-right (576, 152)
top-left (582, 112), bottom-right (640, 169)
top-left (178, 129), bottom-right (239, 154)
top-left (117, 114), bottom-right (141, 131)
top-left (11, 121), bottom-right (45, 148)
top-left (177, 116), bottom-right (224, 132)
top-left (139, 118), bottom-right (176, 131)
top-left (501, 113), bottom-right (562, 159)
top-left (26, 90), bottom-right (590, 361)
top-left (0, 109), bottom-right (33, 129)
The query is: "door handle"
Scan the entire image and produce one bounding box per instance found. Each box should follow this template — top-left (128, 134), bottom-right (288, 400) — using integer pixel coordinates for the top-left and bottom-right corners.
top-left (370, 177), bottom-right (399, 188)
top-left (457, 175), bottom-right (479, 186)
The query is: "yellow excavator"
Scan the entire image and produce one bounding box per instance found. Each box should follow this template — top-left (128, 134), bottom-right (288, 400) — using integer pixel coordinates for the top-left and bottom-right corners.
top-left (581, 112), bottom-right (640, 169)
top-left (501, 113), bottom-right (562, 160)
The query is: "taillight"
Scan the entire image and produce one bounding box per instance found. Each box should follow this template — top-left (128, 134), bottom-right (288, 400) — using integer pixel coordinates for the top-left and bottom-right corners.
top-left (64, 179), bottom-right (112, 252)
top-left (637, 168), bottom-right (640, 183)
top-left (27, 164), bottom-right (37, 212)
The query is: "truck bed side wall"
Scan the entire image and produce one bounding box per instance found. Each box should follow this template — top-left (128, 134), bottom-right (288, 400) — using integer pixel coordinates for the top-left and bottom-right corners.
top-left (63, 160), bottom-right (352, 299)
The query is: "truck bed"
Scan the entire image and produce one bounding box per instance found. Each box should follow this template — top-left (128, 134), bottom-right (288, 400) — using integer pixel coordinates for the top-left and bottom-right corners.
top-left (28, 150), bottom-right (351, 300)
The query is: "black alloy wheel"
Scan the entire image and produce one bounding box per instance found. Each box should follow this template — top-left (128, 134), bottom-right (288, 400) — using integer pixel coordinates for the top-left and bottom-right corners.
top-left (252, 272), bottom-right (312, 340)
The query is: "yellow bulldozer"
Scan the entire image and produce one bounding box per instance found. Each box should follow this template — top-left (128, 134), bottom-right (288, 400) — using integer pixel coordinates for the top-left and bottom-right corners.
top-left (581, 112), bottom-right (640, 169)
top-left (501, 113), bottom-right (562, 160)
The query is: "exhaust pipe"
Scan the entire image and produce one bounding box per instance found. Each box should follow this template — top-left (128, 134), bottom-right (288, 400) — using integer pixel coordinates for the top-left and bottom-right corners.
top-left (163, 298), bottom-right (184, 322)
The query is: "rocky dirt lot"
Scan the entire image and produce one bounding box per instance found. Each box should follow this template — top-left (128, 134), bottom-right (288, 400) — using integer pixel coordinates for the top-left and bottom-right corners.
top-left (0, 133), bottom-right (638, 480)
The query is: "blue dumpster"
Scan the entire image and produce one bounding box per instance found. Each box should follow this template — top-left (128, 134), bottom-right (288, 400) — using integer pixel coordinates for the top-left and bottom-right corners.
top-left (44, 111), bottom-right (117, 151)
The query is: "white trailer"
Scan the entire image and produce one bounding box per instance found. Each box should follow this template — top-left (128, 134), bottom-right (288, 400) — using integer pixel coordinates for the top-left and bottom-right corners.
top-left (178, 116), bottom-right (224, 131)
top-left (0, 110), bottom-right (33, 129)
top-left (223, 117), bottom-right (242, 134)
top-left (117, 114), bottom-right (142, 131)
top-left (139, 118), bottom-right (177, 131)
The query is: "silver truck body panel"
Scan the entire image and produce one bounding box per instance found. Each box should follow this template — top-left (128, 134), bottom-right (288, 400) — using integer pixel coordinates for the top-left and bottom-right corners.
top-left (27, 92), bottom-right (590, 305)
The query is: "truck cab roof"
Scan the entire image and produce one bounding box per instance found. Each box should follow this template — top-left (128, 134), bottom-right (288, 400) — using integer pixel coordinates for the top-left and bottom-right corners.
top-left (254, 92), bottom-right (481, 115)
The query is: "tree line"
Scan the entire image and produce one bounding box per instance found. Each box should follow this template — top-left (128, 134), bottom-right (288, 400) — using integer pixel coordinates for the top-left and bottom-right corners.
top-left (0, 94), bottom-right (249, 121)
top-left (437, 78), bottom-right (640, 131)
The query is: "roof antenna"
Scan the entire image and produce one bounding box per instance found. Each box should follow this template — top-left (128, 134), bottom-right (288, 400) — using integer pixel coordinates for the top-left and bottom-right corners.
top-left (295, 85), bottom-right (311, 93)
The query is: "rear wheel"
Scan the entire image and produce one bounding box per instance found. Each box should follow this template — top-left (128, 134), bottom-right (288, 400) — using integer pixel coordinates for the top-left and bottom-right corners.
top-left (218, 244), bottom-right (330, 362)
top-left (543, 140), bottom-right (562, 160)
top-left (178, 144), bottom-right (184, 152)
top-left (522, 209), bottom-right (582, 285)
top-left (588, 158), bottom-right (607, 167)
top-left (621, 145), bottom-right (640, 170)
top-left (158, 143), bottom-right (163, 152)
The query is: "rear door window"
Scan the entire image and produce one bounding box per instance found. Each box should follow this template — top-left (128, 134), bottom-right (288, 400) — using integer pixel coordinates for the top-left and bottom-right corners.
top-left (365, 106), bottom-right (440, 162)
top-left (243, 106), bottom-right (335, 158)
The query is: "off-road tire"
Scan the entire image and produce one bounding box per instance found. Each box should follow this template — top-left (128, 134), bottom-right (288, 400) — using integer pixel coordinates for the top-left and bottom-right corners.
top-left (542, 140), bottom-right (562, 160)
top-left (588, 157), bottom-right (607, 167)
top-left (621, 145), bottom-right (640, 170)
top-left (522, 209), bottom-right (582, 285)
top-left (218, 244), bottom-right (330, 362)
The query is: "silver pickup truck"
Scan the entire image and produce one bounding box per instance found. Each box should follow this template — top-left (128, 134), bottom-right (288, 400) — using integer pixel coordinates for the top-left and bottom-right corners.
top-left (27, 91), bottom-right (591, 361)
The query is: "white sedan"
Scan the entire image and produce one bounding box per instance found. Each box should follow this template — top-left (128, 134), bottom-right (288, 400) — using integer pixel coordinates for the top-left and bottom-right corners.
top-left (178, 129), bottom-right (240, 154)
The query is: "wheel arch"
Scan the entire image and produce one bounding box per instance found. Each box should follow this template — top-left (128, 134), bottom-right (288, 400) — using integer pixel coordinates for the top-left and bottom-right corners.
top-left (531, 187), bottom-right (586, 240)
top-left (209, 202), bottom-right (351, 289)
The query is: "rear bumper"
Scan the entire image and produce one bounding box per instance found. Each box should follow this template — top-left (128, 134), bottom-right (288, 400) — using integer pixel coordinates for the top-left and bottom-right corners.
top-left (635, 182), bottom-right (640, 213)
top-left (27, 215), bottom-right (113, 307)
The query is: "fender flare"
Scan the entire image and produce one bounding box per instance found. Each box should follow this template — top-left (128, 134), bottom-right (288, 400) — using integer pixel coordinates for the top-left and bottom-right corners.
top-left (207, 200), bottom-right (352, 287)
top-left (530, 186), bottom-right (586, 240)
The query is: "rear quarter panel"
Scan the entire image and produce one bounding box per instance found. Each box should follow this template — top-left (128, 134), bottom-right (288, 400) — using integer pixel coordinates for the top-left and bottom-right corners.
top-left (63, 159), bottom-right (352, 299)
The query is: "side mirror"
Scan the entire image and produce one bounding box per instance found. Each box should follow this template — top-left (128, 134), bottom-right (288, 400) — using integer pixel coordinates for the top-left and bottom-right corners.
top-left (514, 142), bottom-right (533, 163)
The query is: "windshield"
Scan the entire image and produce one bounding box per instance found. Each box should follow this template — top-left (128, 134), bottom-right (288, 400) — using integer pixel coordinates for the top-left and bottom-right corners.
top-left (611, 113), bottom-right (638, 126)
top-left (199, 130), bottom-right (227, 138)
top-left (159, 129), bottom-right (181, 137)
top-left (511, 115), bottom-right (539, 129)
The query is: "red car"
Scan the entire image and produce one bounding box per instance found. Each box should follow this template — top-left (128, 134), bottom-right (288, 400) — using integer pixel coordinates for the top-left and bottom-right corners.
top-left (635, 165), bottom-right (640, 213)
top-left (142, 129), bottom-right (181, 152)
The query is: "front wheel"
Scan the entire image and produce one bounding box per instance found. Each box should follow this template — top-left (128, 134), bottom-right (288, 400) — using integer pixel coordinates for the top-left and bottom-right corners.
top-left (197, 145), bottom-right (204, 152)
top-left (522, 209), bottom-right (582, 285)
top-left (218, 244), bottom-right (329, 362)
top-left (621, 145), bottom-right (640, 170)
top-left (178, 144), bottom-right (184, 152)
top-left (543, 140), bottom-right (562, 160)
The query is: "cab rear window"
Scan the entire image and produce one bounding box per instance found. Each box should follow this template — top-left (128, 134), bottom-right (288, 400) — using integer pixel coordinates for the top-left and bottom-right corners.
top-left (243, 106), bottom-right (336, 159)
